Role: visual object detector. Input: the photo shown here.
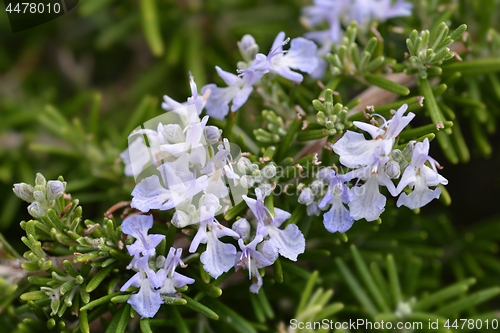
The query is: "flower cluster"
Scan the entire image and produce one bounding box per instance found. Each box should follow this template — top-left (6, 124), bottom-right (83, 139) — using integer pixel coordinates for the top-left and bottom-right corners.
top-left (236, 187), bottom-right (305, 292)
top-left (301, 0), bottom-right (412, 78)
top-left (13, 173), bottom-right (66, 219)
top-left (120, 214), bottom-right (194, 318)
top-left (201, 32), bottom-right (319, 119)
top-left (302, 0), bottom-right (412, 44)
top-left (298, 104), bottom-right (448, 233)
top-left (121, 71), bottom-right (305, 293)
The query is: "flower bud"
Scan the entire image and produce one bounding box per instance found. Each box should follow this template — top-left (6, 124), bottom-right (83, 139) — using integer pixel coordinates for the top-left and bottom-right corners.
top-left (237, 157), bottom-right (252, 174)
top-left (27, 201), bottom-right (46, 219)
top-left (403, 141), bottom-right (415, 159)
top-left (257, 183), bottom-right (272, 195)
top-left (307, 202), bottom-right (321, 216)
top-left (172, 210), bottom-right (191, 228)
top-left (249, 163), bottom-right (259, 172)
top-left (155, 255), bottom-right (166, 269)
top-left (252, 169), bottom-right (263, 183)
top-left (384, 160), bottom-right (401, 179)
top-left (310, 180), bottom-right (324, 195)
top-left (35, 173), bottom-right (46, 187)
top-left (204, 126), bottom-right (221, 145)
top-left (237, 34), bottom-right (259, 63)
top-left (258, 240), bottom-right (279, 263)
top-left (316, 167), bottom-right (332, 182)
top-left (262, 164), bottom-right (277, 179)
top-left (46, 180), bottom-right (66, 201)
top-left (240, 175), bottom-right (255, 189)
top-left (199, 194), bottom-right (221, 212)
top-left (232, 218), bottom-right (251, 240)
top-left (33, 190), bottom-right (46, 203)
top-left (298, 188), bottom-right (314, 205)
top-left (13, 183), bottom-right (35, 203)
top-left (163, 124), bottom-right (184, 143)
top-left (390, 149), bottom-right (404, 162)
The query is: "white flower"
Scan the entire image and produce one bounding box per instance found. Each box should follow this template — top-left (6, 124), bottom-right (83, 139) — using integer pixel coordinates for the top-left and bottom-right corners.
top-left (333, 104), bottom-right (415, 169)
top-left (396, 138), bottom-right (448, 209)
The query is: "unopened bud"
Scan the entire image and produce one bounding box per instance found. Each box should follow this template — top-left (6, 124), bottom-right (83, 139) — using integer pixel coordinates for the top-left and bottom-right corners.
top-left (316, 167), bottom-right (333, 182)
top-left (257, 183), bottom-right (273, 195)
top-left (240, 175), bottom-right (255, 189)
top-left (403, 142), bottom-right (415, 159)
top-left (310, 180), bottom-right (324, 195)
top-left (46, 181), bottom-right (66, 201)
top-left (33, 190), bottom-right (46, 203)
top-left (35, 173), bottom-right (46, 187)
top-left (155, 255), bottom-right (166, 269)
top-left (232, 218), bottom-right (250, 240)
top-left (237, 157), bottom-right (252, 174)
top-left (13, 183), bottom-right (35, 203)
top-left (262, 165), bottom-right (277, 179)
top-left (172, 210), bottom-right (191, 228)
top-left (252, 170), bottom-right (263, 183)
top-left (384, 160), bottom-right (401, 179)
top-left (238, 34), bottom-right (259, 63)
top-left (28, 201), bottom-right (46, 219)
top-left (390, 149), bottom-right (404, 162)
top-left (298, 188), bottom-right (315, 205)
top-left (204, 126), bottom-right (221, 145)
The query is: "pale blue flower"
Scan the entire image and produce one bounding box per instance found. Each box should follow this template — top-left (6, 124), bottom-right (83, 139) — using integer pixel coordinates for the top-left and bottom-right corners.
top-left (302, 0), bottom-right (412, 47)
top-left (120, 256), bottom-right (164, 318)
top-left (243, 188), bottom-right (305, 261)
top-left (396, 138), bottom-right (448, 209)
top-left (235, 235), bottom-right (274, 293)
top-left (319, 170), bottom-right (353, 233)
top-left (232, 218), bottom-right (251, 240)
top-left (333, 104), bottom-right (415, 169)
top-left (344, 148), bottom-right (397, 222)
top-left (202, 65), bottom-right (267, 120)
top-left (188, 195), bottom-right (240, 278)
top-left (122, 214), bottom-right (165, 259)
top-left (260, 32), bottom-right (319, 82)
top-left (157, 248), bottom-right (194, 295)
top-left (131, 155), bottom-right (208, 212)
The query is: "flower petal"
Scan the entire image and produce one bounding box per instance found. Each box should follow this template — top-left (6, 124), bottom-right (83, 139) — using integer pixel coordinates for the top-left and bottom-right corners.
top-left (201, 231), bottom-right (237, 279)
top-left (348, 176), bottom-right (386, 221)
top-left (323, 196), bottom-right (354, 233)
top-left (131, 175), bottom-right (171, 212)
top-left (267, 224), bottom-right (305, 261)
top-left (128, 279), bottom-right (163, 318)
